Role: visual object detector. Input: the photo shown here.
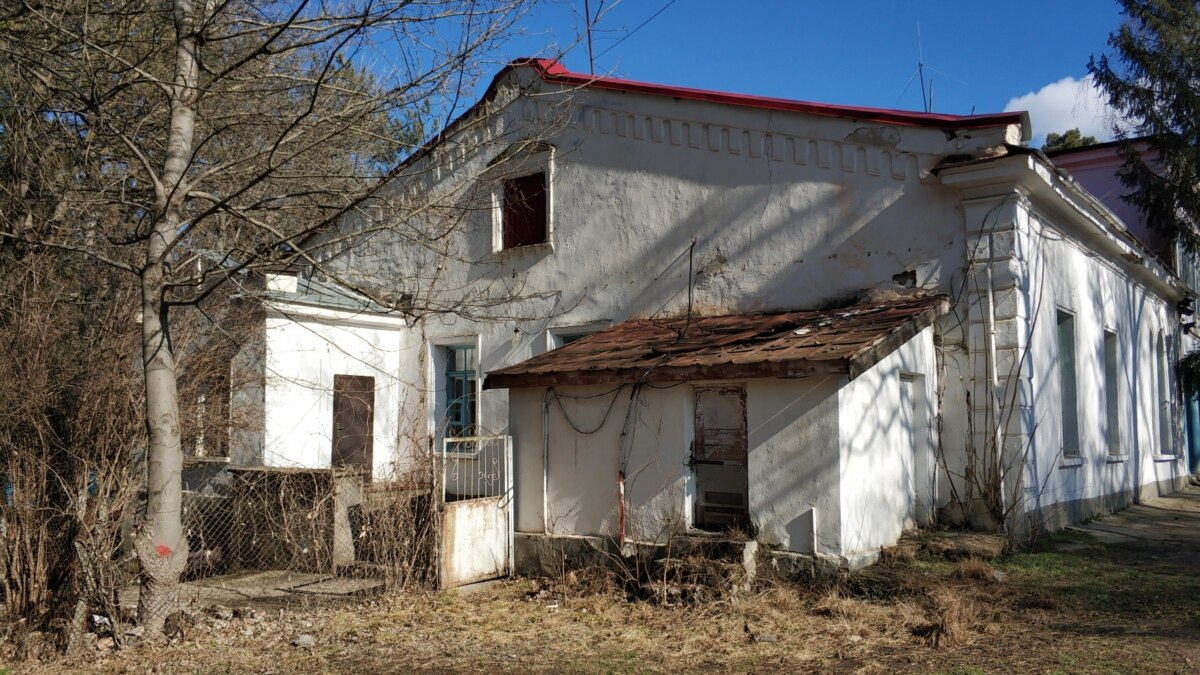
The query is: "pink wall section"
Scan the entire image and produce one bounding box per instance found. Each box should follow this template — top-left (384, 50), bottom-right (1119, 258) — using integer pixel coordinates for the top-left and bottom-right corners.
top-left (1051, 141), bottom-right (1170, 261)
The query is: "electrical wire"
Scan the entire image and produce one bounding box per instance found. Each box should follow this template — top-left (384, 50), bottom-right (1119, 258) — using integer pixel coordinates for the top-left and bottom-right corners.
top-left (678, 238), bottom-right (695, 340)
top-left (548, 384), bottom-right (628, 434)
top-left (594, 0), bottom-right (678, 60)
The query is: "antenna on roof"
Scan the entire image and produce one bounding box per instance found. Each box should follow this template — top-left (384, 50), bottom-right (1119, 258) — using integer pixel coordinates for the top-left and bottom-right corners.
top-left (917, 23), bottom-right (929, 113)
top-left (584, 0), bottom-right (595, 75)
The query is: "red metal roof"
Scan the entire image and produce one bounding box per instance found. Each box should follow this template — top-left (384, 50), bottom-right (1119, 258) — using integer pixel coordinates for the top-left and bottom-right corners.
top-left (516, 58), bottom-right (1027, 132)
top-left (485, 294), bottom-right (949, 389)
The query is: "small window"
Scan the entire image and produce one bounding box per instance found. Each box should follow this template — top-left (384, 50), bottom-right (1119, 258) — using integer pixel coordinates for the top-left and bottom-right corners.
top-left (552, 330), bottom-right (595, 349)
top-left (1103, 330), bottom-right (1120, 455)
top-left (1057, 311), bottom-right (1079, 456)
top-left (500, 172), bottom-right (548, 250)
top-left (544, 322), bottom-right (610, 354)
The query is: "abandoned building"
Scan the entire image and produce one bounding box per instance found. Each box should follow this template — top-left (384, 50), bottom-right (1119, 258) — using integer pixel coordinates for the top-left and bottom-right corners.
top-left (232, 58), bottom-right (1194, 577)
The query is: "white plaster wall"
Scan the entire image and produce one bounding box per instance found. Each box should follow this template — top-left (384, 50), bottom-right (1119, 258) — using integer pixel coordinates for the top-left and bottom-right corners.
top-left (300, 65), bottom-right (1185, 541)
top-left (838, 327), bottom-right (938, 561)
top-left (261, 306), bottom-right (415, 479)
top-left (746, 377), bottom-right (843, 556)
top-left (507, 383), bottom-right (685, 540)
top-left (509, 386), bottom-right (548, 533)
top-left (378, 83), bottom-right (982, 322)
top-left (509, 376), bottom-right (851, 557)
top-left (1018, 205), bottom-right (1186, 517)
top-left (320, 71), bottom-right (1003, 460)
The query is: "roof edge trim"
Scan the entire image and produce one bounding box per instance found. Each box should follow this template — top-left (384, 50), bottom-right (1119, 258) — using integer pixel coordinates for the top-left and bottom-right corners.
top-left (516, 58), bottom-right (1026, 132)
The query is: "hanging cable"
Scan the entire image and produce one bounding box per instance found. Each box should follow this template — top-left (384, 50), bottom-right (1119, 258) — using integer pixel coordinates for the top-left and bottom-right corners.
top-left (548, 384), bottom-right (627, 434)
top-left (678, 238), bottom-right (696, 340)
top-left (595, 0), bottom-right (678, 59)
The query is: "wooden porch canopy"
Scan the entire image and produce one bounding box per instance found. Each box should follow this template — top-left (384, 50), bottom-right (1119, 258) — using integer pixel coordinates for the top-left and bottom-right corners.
top-left (484, 294), bottom-right (950, 389)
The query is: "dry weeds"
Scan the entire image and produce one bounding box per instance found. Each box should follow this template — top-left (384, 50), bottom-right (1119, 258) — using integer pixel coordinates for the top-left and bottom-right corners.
top-left (7, 519), bottom-right (1200, 673)
top-left (918, 588), bottom-right (980, 648)
top-left (953, 557), bottom-right (998, 583)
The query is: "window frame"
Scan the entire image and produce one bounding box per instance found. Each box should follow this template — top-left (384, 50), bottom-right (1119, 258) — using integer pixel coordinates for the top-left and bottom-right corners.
top-left (490, 146), bottom-right (554, 254)
top-left (429, 338), bottom-right (481, 457)
top-left (1056, 309), bottom-right (1080, 458)
top-left (499, 171), bottom-right (549, 249)
top-left (443, 345), bottom-right (478, 440)
top-left (545, 320), bottom-right (611, 353)
top-left (1156, 330), bottom-right (1175, 457)
top-left (1103, 329), bottom-right (1122, 457)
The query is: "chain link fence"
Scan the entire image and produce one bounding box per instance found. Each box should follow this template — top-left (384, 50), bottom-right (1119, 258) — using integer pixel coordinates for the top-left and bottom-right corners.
top-left (0, 455), bottom-right (441, 658)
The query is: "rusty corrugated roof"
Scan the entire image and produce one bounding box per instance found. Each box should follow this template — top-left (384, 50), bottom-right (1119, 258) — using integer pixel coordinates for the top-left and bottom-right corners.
top-left (484, 294), bottom-right (949, 389)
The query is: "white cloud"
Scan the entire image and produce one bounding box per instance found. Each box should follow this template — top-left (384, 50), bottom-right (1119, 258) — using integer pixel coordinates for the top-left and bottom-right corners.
top-left (1003, 75), bottom-right (1129, 148)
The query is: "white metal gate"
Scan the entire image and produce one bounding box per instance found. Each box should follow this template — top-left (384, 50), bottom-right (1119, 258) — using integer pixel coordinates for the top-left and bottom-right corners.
top-left (438, 434), bottom-right (513, 589)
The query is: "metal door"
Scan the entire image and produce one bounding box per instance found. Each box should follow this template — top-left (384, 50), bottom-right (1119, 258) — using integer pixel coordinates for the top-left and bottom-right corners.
top-left (332, 374), bottom-right (374, 474)
top-left (438, 434), bottom-right (512, 589)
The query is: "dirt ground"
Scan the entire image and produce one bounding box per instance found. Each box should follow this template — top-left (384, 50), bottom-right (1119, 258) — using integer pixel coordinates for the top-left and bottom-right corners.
top-left (8, 487), bottom-right (1200, 674)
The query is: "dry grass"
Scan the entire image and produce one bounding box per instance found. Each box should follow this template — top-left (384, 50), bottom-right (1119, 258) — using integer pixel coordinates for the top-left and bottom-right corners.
top-left (918, 588), bottom-right (980, 648)
top-left (953, 557), bottom-right (998, 583)
top-left (8, 523), bottom-right (1200, 673)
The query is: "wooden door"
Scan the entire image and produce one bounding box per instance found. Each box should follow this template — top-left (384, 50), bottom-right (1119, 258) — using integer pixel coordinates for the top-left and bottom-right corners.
top-left (332, 374), bottom-right (374, 474)
top-left (692, 385), bottom-right (749, 530)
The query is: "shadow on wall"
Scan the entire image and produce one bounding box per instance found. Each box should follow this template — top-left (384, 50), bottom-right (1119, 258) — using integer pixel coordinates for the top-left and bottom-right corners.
top-left (745, 377), bottom-right (841, 556)
top-left (564, 143), bottom-right (956, 321)
top-left (339, 114), bottom-right (963, 335)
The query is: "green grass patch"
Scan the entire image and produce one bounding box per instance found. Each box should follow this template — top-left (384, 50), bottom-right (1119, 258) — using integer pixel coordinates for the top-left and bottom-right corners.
top-left (998, 545), bottom-right (1200, 620)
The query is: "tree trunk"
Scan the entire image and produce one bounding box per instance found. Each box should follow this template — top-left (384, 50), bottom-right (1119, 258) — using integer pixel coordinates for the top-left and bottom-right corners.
top-left (134, 267), bottom-right (189, 635)
top-left (135, 0), bottom-right (200, 635)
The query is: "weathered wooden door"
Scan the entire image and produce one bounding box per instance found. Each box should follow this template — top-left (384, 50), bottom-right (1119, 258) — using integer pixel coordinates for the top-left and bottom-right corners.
top-left (332, 374), bottom-right (374, 474)
top-left (692, 385), bottom-right (749, 530)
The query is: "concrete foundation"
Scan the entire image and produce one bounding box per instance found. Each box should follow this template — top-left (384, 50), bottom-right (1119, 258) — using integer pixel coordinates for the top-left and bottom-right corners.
top-left (515, 531), bottom-right (867, 587)
top-left (515, 532), bottom-right (757, 579)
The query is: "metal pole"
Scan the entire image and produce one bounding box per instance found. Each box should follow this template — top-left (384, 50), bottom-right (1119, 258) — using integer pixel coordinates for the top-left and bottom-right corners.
top-left (507, 435), bottom-right (515, 575)
top-left (584, 0), bottom-right (595, 75)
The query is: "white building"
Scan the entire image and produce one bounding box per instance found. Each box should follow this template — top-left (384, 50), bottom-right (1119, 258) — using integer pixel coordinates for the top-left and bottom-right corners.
top-left (240, 59), bottom-right (1192, 570)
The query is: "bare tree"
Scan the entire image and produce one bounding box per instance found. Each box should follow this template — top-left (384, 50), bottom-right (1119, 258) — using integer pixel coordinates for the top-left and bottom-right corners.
top-left (0, 0), bottom-right (532, 635)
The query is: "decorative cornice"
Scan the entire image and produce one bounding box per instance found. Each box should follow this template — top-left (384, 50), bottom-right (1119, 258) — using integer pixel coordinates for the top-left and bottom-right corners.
top-left (520, 97), bottom-right (924, 181)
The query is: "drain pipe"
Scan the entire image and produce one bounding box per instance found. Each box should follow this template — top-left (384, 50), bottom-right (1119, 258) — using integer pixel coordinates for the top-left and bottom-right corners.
top-left (618, 470), bottom-right (627, 548)
top-left (985, 265), bottom-right (1010, 537)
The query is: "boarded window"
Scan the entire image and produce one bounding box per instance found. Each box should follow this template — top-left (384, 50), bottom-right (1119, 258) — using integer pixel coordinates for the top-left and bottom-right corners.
top-left (1104, 330), bottom-right (1120, 454)
top-left (1057, 311), bottom-right (1079, 456)
top-left (501, 172), bottom-right (547, 249)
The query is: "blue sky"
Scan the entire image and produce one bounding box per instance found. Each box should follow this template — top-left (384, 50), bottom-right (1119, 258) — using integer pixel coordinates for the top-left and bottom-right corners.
top-left (484, 0), bottom-right (1130, 147)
